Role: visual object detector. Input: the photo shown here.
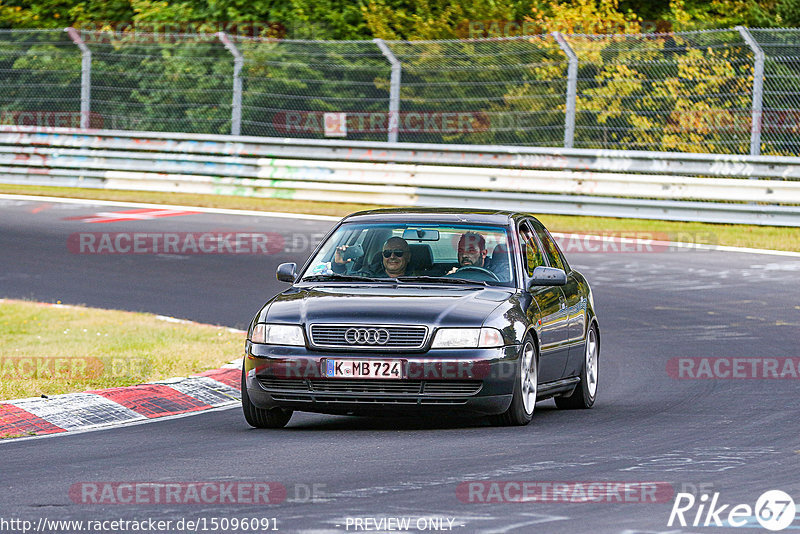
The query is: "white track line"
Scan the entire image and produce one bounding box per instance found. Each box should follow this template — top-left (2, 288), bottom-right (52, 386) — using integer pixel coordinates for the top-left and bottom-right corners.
top-left (0, 193), bottom-right (340, 221)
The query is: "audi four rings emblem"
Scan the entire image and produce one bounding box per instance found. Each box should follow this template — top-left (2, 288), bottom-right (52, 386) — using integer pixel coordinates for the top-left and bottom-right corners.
top-left (345, 328), bottom-right (391, 345)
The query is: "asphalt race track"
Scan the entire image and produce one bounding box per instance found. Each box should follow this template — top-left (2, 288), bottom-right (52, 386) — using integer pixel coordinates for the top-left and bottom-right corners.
top-left (1, 196), bottom-right (799, 534)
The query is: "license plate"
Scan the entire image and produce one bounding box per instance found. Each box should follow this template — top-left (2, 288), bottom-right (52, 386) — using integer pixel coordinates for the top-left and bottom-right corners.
top-left (323, 359), bottom-right (404, 379)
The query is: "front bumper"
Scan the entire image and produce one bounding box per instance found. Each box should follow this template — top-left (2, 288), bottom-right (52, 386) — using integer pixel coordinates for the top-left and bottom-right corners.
top-left (243, 341), bottom-right (520, 416)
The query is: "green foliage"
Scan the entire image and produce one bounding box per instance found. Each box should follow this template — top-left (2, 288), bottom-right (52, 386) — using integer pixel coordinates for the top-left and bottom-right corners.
top-left (0, 0), bottom-right (371, 38)
top-left (778, 0), bottom-right (800, 25)
top-left (361, 0), bottom-right (531, 40)
top-left (286, 0), bottom-right (370, 40)
top-left (0, 0), bottom-right (796, 36)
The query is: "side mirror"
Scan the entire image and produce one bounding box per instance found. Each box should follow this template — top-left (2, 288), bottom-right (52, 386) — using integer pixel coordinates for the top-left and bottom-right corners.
top-left (276, 262), bottom-right (297, 283)
top-left (528, 266), bottom-right (567, 288)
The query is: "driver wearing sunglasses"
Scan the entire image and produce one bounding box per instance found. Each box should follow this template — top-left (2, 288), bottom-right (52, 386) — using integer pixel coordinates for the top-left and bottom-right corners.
top-left (333, 237), bottom-right (412, 278)
top-left (379, 237), bottom-right (411, 278)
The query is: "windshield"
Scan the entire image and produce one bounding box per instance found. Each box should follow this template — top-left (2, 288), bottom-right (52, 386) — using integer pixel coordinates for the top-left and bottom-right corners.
top-left (300, 222), bottom-right (515, 287)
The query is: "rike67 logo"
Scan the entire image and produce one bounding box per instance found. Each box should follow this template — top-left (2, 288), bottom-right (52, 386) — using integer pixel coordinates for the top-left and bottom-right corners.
top-left (668, 490), bottom-right (796, 531)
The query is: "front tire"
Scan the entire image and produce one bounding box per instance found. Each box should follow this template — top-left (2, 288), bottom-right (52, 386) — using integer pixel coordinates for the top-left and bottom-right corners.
top-left (241, 366), bottom-right (293, 428)
top-left (489, 335), bottom-right (537, 426)
top-left (555, 323), bottom-right (598, 409)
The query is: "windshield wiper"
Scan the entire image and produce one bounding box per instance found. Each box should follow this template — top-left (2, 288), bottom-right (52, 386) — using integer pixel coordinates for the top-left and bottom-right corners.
top-left (395, 276), bottom-right (488, 286)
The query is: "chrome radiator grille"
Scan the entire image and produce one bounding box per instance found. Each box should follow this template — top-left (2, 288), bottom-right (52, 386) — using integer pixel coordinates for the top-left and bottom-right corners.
top-left (309, 324), bottom-right (427, 349)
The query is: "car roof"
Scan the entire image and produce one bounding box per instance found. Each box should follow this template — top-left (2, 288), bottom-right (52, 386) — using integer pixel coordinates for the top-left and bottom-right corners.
top-left (342, 208), bottom-right (522, 225)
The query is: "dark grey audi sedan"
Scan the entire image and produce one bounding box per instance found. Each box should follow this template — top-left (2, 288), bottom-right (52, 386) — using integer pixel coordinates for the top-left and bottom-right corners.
top-left (242, 209), bottom-right (599, 428)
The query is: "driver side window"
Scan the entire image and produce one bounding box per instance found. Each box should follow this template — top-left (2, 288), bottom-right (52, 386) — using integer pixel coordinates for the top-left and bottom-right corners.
top-left (518, 222), bottom-right (545, 276)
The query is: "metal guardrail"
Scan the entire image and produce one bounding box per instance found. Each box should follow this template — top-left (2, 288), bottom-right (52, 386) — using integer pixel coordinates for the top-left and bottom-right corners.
top-left (1, 126), bottom-right (799, 226)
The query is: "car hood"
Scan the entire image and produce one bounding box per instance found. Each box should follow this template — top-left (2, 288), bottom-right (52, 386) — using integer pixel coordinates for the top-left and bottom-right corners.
top-left (262, 285), bottom-right (513, 328)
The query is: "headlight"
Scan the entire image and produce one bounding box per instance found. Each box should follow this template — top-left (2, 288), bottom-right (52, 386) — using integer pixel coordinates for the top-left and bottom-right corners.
top-left (431, 327), bottom-right (504, 348)
top-left (250, 324), bottom-right (305, 346)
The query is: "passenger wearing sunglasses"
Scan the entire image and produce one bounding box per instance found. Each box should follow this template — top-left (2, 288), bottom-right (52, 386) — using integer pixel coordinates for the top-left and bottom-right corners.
top-left (333, 237), bottom-right (412, 278)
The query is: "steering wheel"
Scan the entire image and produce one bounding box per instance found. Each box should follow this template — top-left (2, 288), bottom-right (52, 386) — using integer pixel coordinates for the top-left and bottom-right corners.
top-left (451, 265), bottom-right (500, 282)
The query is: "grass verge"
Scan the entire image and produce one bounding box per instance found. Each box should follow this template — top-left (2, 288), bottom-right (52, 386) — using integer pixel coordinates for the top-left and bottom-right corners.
top-left (1, 183), bottom-right (798, 252)
top-left (0, 299), bottom-right (244, 401)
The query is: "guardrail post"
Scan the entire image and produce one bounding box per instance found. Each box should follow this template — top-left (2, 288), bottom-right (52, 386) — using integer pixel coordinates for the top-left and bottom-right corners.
top-left (217, 32), bottom-right (243, 136)
top-left (736, 26), bottom-right (765, 157)
top-left (553, 32), bottom-right (578, 149)
top-left (374, 38), bottom-right (402, 143)
top-left (65, 27), bottom-right (91, 130)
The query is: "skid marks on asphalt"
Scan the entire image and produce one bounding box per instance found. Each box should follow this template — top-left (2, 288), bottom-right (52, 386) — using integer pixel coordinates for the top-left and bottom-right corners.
top-left (321, 461), bottom-right (598, 501)
top-left (616, 446), bottom-right (781, 473)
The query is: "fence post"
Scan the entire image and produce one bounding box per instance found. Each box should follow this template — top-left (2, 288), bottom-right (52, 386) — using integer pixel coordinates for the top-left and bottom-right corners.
top-left (65, 27), bottom-right (91, 129)
top-left (553, 32), bottom-right (578, 149)
top-left (217, 32), bottom-right (243, 136)
top-left (374, 38), bottom-right (402, 143)
top-left (736, 26), bottom-right (765, 157)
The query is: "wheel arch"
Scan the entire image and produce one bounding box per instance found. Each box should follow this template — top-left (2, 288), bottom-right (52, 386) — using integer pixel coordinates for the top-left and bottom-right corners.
top-left (588, 316), bottom-right (600, 356)
top-left (521, 326), bottom-right (541, 367)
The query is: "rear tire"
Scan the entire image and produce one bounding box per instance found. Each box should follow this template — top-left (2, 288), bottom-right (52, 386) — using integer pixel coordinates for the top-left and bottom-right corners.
top-left (241, 366), bottom-right (293, 428)
top-left (489, 335), bottom-right (537, 426)
top-left (555, 323), bottom-right (598, 410)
